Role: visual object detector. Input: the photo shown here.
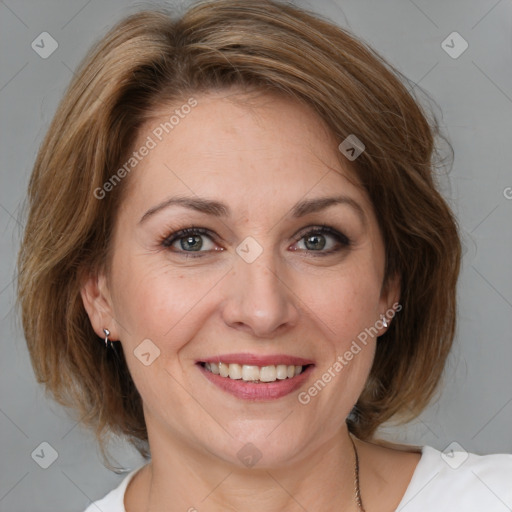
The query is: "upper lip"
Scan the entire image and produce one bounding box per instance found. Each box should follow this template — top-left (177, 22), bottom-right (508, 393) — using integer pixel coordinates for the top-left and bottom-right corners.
top-left (199, 353), bottom-right (315, 366)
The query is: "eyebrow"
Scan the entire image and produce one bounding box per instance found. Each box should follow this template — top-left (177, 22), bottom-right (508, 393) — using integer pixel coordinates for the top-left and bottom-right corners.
top-left (139, 194), bottom-right (366, 224)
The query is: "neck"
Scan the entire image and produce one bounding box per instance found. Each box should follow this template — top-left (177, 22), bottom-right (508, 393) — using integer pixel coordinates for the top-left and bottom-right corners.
top-left (139, 424), bottom-right (360, 512)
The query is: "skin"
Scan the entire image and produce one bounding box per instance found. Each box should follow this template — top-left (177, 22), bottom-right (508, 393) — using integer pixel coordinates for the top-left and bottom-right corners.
top-left (82, 90), bottom-right (420, 512)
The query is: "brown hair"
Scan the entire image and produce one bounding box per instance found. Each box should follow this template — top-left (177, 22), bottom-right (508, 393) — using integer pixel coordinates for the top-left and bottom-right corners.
top-left (17, 0), bottom-right (461, 463)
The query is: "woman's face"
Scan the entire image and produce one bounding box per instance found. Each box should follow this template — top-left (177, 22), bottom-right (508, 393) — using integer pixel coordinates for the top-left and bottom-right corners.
top-left (83, 91), bottom-right (398, 468)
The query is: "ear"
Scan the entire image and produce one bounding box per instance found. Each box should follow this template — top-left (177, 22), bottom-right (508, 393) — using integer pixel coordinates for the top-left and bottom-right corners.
top-left (80, 270), bottom-right (120, 341)
top-left (377, 272), bottom-right (401, 335)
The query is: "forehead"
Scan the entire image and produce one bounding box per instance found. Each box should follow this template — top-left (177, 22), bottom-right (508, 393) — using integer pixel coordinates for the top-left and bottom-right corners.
top-left (121, 91), bottom-right (368, 216)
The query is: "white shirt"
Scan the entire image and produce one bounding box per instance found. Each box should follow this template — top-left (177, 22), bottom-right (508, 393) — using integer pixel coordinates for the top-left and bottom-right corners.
top-left (84, 445), bottom-right (512, 511)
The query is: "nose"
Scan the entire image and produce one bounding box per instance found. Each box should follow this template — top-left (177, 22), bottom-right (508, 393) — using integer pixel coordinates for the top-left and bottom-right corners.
top-left (221, 250), bottom-right (300, 338)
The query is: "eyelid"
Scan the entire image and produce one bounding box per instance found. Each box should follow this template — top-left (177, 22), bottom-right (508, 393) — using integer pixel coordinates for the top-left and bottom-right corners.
top-left (161, 227), bottom-right (214, 247)
top-left (160, 224), bottom-right (351, 260)
top-left (292, 224), bottom-right (350, 246)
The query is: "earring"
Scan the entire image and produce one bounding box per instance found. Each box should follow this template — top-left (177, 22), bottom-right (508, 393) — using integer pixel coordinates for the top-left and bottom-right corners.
top-left (381, 315), bottom-right (388, 328)
top-left (103, 328), bottom-right (112, 349)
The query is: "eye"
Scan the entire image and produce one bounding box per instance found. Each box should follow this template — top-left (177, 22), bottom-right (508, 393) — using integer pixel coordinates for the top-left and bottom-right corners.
top-left (160, 225), bottom-right (350, 258)
top-left (291, 225), bottom-right (350, 254)
top-left (161, 227), bottom-right (221, 256)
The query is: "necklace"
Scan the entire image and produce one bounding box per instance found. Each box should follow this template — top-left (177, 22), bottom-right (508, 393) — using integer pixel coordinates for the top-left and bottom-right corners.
top-left (349, 434), bottom-right (366, 512)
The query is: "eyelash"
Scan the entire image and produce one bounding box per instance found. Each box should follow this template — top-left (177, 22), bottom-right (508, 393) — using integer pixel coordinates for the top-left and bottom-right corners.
top-left (160, 225), bottom-right (351, 258)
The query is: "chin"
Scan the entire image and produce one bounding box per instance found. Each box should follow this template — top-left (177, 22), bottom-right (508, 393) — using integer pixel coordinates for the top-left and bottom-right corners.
top-left (194, 421), bottom-right (319, 471)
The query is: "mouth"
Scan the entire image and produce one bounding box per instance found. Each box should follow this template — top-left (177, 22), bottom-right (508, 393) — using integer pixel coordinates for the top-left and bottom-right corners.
top-left (196, 354), bottom-right (315, 400)
top-left (200, 361), bottom-right (311, 383)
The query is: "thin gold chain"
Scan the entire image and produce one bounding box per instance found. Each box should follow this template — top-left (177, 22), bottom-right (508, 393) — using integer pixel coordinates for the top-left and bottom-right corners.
top-left (349, 433), bottom-right (366, 512)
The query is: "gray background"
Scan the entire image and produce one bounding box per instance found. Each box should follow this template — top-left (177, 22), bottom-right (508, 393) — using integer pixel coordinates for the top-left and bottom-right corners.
top-left (1, 0), bottom-right (511, 510)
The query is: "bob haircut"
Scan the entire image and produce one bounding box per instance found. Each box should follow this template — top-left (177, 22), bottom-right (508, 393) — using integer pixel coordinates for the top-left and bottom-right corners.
top-left (17, 0), bottom-right (461, 462)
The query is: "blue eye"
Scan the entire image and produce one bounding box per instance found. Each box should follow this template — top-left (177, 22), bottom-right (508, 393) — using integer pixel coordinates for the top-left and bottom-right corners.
top-left (162, 228), bottom-right (218, 256)
top-left (293, 226), bottom-right (350, 254)
top-left (161, 225), bottom-right (350, 258)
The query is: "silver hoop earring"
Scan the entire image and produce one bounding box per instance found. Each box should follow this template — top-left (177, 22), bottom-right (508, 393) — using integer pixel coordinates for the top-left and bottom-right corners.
top-left (381, 315), bottom-right (388, 328)
top-left (103, 328), bottom-right (112, 349)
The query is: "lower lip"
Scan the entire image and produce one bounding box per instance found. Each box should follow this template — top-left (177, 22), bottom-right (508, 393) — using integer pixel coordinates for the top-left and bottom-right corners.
top-left (198, 364), bottom-right (314, 401)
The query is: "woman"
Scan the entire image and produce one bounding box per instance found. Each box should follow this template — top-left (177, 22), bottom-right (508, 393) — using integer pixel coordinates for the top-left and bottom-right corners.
top-left (17, 1), bottom-right (511, 511)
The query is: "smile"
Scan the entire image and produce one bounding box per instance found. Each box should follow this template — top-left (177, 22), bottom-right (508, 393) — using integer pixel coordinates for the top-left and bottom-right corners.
top-left (202, 361), bottom-right (307, 383)
top-left (197, 354), bottom-right (315, 400)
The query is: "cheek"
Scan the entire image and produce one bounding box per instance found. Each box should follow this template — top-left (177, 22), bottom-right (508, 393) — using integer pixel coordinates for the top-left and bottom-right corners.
top-left (110, 253), bottom-right (225, 346)
top-left (300, 263), bottom-right (383, 344)
top-left (111, 266), bottom-right (215, 397)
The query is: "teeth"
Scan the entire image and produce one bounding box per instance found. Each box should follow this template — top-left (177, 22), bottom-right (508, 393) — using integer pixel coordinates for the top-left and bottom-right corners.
top-left (219, 362), bottom-right (229, 378)
top-left (203, 362), bottom-right (305, 382)
top-left (260, 366), bottom-right (277, 382)
top-left (229, 363), bottom-right (242, 380)
top-left (276, 365), bottom-right (288, 380)
top-left (242, 365), bottom-right (260, 381)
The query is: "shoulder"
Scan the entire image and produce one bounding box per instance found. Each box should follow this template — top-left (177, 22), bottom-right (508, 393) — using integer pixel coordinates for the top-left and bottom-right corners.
top-left (397, 445), bottom-right (512, 511)
top-left (83, 466), bottom-right (144, 512)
